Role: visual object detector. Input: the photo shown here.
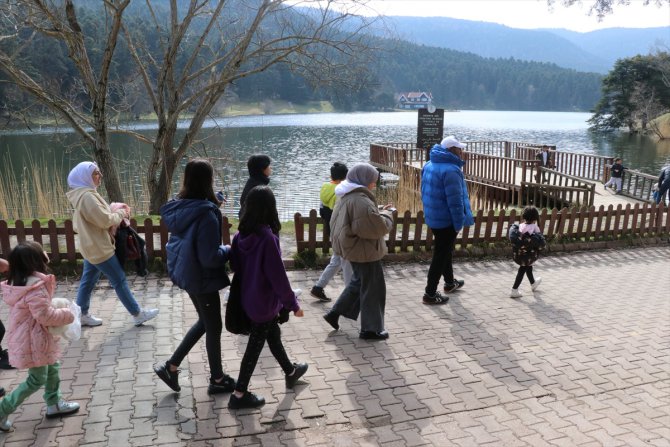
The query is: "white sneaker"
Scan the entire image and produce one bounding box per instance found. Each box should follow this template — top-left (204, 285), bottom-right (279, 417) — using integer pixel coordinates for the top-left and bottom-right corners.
top-left (133, 308), bottom-right (159, 326)
top-left (0, 414), bottom-right (12, 432)
top-left (531, 277), bottom-right (542, 291)
top-left (46, 400), bottom-right (79, 418)
top-left (81, 313), bottom-right (103, 327)
top-left (510, 288), bottom-right (522, 298)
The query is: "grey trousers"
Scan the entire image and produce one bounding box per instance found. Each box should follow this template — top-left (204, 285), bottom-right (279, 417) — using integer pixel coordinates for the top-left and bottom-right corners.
top-left (315, 254), bottom-right (353, 289)
top-left (331, 260), bottom-right (386, 333)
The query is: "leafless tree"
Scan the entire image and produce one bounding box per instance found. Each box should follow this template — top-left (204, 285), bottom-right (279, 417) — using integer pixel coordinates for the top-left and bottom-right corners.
top-left (0, 0), bottom-right (130, 202)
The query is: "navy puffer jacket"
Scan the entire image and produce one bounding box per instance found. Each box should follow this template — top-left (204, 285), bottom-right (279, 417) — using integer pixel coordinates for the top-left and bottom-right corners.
top-left (160, 199), bottom-right (230, 294)
top-left (421, 145), bottom-right (475, 231)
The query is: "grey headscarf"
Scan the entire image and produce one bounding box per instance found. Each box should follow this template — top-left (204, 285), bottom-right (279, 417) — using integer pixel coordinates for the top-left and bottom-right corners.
top-left (346, 163), bottom-right (379, 187)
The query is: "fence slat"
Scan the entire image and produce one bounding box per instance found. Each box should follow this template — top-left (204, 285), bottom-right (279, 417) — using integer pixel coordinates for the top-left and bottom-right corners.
top-left (64, 220), bottom-right (76, 263)
top-left (48, 220), bottom-right (60, 262)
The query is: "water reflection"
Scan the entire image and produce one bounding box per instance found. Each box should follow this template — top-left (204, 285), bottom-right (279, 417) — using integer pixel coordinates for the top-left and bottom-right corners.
top-left (1, 111), bottom-right (668, 219)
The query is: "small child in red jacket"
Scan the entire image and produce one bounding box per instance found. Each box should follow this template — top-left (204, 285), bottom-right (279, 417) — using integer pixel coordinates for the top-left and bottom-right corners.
top-left (0, 241), bottom-right (79, 432)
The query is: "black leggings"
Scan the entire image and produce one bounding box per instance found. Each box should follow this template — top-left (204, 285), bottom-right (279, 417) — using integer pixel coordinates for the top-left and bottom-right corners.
top-left (169, 292), bottom-right (224, 380)
top-left (425, 227), bottom-right (458, 295)
top-left (235, 319), bottom-right (293, 393)
top-left (0, 319), bottom-right (4, 348)
top-left (513, 266), bottom-right (535, 289)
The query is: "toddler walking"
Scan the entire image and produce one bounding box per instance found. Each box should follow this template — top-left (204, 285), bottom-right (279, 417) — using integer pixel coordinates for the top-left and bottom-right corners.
top-left (0, 241), bottom-right (79, 431)
top-left (509, 206), bottom-right (546, 298)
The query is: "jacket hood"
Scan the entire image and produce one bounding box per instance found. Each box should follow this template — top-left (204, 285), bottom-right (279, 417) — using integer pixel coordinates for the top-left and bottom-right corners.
top-left (430, 144), bottom-right (465, 168)
top-left (1, 272), bottom-right (54, 307)
top-left (66, 187), bottom-right (95, 208)
top-left (334, 180), bottom-right (367, 197)
top-left (235, 225), bottom-right (274, 254)
top-left (160, 199), bottom-right (220, 233)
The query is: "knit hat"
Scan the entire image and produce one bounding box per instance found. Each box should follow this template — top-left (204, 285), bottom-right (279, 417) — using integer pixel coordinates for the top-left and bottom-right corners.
top-left (346, 163), bottom-right (379, 186)
top-left (67, 161), bottom-right (98, 189)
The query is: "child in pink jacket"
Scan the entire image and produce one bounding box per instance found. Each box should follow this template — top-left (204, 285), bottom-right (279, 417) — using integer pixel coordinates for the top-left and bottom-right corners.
top-left (0, 241), bottom-right (79, 432)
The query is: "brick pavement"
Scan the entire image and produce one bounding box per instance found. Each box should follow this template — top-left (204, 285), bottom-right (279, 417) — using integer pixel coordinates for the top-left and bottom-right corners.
top-left (0, 246), bottom-right (668, 446)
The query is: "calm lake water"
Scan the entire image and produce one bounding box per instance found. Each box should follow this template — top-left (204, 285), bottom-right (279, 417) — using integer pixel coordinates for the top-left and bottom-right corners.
top-left (2, 111), bottom-right (669, 219)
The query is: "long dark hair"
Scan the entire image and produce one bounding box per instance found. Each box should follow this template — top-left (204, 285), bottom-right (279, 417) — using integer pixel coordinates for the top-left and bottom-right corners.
top-left (177, 158), bottom-right (221, 205)
top-left (522, 206), bottom-right (540, 224)
top-left (7, 241), bottom-right (49, 286)
top-left (238, 186), bottom-right (281, 235)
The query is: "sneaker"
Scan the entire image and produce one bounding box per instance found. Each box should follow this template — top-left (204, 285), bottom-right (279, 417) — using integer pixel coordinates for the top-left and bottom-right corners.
top-left (45, 400), bottom-right (80, 418)
top-left (207, 374), bottom-right (236, 395)
top-left (80, 313), bottom-right (103, 327)
top-left (133, 308), bottom-right (159, 326)
top-left (323, 311), bottom-right (340, 331)
top-left (310, 286), bottom-right (330, 302)
top-left (423, 291), bottom-right (449, 305)
top-left (285, 362), bottom-right (308, 389)
top-left (0, 414), bottom-right (12, 432)
top-left (0, 349), bottom-right (15, 370)
top-left (444, 279), bottom-right (464, 293)
top-left (531, 277), bottom-right (542, 291)
top-left (153, 362), bottom-right (180, 392)
top-left (510, 288), bottom-right (522, 298)
top-left (228, 392), bottom-right (266, 409)
top-left (359, 330), bottom-right (389, 340)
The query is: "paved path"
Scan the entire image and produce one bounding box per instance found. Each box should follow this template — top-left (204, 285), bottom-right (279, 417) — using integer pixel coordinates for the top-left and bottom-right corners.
top-left (0, 246), bottom-right (668, 446)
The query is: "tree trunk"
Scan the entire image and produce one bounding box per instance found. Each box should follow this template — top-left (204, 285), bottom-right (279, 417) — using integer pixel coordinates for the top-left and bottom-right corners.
top-left (93, 130), bottom-right (124, 203)
top-left (147, 130), bottom-right (178, 214)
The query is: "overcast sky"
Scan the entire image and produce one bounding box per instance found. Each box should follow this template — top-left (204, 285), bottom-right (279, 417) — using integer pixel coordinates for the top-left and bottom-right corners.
top-left (351, 0), bottom-right (670, 32)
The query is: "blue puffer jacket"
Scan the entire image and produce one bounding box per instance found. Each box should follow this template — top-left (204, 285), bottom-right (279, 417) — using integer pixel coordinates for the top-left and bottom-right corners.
top-left (421, 145), bottom-right (475, 231)
top-left (160, 199), bottom-right (230, 294)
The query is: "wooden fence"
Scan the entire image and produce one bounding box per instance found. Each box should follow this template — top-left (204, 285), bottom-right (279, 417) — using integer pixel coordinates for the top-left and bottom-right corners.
top-left (0, 218), bottom-right (233, 263)
top-left (294, 203), bottom-right (669, 257)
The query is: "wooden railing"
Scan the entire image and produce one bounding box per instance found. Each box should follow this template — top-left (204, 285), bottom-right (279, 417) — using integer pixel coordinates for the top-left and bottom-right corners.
top-left (612, 168), bottom-right (659, 202)
top-left (294, 203), bottom-right (669, 256)
top-left (0, 218), bottom-right (233, 262)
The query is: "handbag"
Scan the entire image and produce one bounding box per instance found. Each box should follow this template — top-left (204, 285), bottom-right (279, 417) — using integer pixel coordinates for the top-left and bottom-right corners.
top-left (225, 271), bottom-right (251, 335)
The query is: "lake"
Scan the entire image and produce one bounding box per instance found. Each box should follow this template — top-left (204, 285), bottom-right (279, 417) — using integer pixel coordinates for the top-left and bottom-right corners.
top-left (1, 111), bottom-right (669, 219)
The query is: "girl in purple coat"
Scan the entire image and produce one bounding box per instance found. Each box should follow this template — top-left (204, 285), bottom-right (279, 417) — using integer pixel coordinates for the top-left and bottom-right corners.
top-left (228, 186), bottom-right (308, 410)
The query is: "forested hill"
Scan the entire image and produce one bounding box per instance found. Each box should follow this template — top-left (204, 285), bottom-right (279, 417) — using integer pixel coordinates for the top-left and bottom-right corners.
top-left (377, 16), bottom-right (669, 74)
top-left (0, 2), bottom-right (602, 117)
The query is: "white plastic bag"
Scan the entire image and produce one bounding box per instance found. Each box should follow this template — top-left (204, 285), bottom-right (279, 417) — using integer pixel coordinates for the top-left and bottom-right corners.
top-left (63, 301), bottom-right (82, 342)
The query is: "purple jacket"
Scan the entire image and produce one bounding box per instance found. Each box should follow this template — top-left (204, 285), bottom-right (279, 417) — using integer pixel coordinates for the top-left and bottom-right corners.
top-left (230, 226), bottom-right (299, 323)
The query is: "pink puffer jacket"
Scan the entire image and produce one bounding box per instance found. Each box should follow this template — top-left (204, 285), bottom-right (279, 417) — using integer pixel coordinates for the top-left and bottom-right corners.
top-left (1, 272), bottom-right (74, 369)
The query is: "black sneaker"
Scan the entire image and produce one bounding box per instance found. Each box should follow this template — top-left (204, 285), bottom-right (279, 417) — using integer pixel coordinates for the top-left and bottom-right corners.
top-left (154, 362), bottom-right (180, 392)
top-left (423, 291), bottom-right (449, 305)
top-left (207, 374), bottom-right (236, 395)
top-left (323, 311), bottom-right (340, 331)
top-left (310, 286), bottom-right (331, 302)
top-left (0, 350), bottom-right (15, 370)
top-left (359, 330), bottom-right (389, 340)
top-left (228, 392), bottom-right (266, 409)
top-left (285, 362), bottom-right (308, 389)
top-left (444, 279), bottom-right (465, 293)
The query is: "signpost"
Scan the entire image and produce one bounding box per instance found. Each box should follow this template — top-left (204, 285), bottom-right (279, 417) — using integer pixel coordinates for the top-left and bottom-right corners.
top-left (417, 107), bottom-right (444, 157)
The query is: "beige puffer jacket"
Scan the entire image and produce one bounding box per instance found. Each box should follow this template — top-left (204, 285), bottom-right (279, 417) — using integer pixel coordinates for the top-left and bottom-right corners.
top-left (329, 187), bottom-right (393, 263)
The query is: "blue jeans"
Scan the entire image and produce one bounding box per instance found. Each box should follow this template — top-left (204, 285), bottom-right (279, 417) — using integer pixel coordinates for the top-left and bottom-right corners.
top-left (315, 254), bottom-right (353, 289)
top-left (77, 256), bottom-right (140, 316)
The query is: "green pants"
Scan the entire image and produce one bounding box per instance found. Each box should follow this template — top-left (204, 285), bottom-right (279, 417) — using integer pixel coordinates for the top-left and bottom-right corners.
top-left (0, 362), bottom-right (61, 416)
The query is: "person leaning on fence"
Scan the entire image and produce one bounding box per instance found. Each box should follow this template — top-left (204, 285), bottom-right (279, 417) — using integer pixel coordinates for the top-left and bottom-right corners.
top-left (535, 145), bottom-right (554, 183)
top-left (0, 241), bottom-right (79, 432)
top-left (604, 157), bottom-right (627, 194)
top-left (420, 136), bottom-right (475, 305)
top-left (66, 162), bottom-right (158, 328)
top-left (310, 162), bottom-right (353, 302)
top-left (322, 163), bottom-right (394, 340)
top-left (655, 165), bottom-right (670, 205)
top-left (508, 206), bottom-right (546, 299)
top-left (153, 158), bottom-right (236, 396)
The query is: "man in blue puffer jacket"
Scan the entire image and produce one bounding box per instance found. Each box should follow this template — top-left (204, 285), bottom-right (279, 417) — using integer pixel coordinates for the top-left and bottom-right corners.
top-left (421, 135), bottom-right (475, 305)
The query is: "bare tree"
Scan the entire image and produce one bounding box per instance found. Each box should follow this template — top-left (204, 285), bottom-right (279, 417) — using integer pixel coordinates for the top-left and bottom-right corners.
top-left (122, 0), bottom-right (378, 212)
top-left (549, 0), bottom-right (670, 19)
top-left (0, 0), bottom-right (130, 202)
top-left (1, 0), bottom-right (379, 213)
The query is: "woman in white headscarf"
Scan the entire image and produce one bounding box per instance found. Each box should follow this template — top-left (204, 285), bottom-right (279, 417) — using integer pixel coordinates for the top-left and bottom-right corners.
top-left (66, 162), bottom-right (158, 327)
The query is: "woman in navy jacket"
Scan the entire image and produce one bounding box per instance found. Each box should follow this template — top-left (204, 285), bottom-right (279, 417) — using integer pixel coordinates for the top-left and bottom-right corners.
top-left (154, 159), bottom-right (235, 395)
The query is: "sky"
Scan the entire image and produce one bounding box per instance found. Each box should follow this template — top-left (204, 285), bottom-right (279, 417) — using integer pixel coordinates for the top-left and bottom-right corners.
top-left (350, 0), bottom-right (670, 32)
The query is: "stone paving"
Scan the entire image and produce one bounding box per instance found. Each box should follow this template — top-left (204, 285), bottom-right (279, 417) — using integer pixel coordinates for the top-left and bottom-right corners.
top-left (0, 246), bottom-right (668, 446)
